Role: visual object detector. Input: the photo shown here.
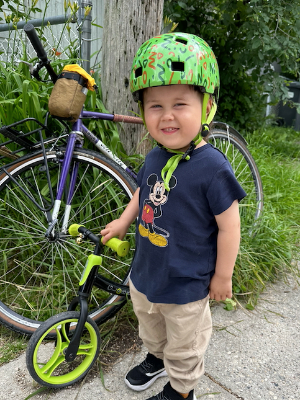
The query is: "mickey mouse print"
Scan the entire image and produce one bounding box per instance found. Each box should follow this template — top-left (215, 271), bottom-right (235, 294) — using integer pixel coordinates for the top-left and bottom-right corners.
top-left (138, 173), bottom-right (177, 247)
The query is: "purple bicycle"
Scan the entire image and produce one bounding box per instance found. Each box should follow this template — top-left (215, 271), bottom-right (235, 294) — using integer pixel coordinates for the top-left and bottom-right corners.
top-left (0, 24), bottom-right (263, 337)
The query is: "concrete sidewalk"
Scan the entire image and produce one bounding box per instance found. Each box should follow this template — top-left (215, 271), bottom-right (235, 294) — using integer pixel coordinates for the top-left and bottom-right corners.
top-left (0, 276), bottom-right (299, 400)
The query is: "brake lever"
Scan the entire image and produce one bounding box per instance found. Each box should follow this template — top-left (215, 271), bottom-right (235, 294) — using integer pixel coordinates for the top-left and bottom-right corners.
top-left (17, 59), bottom-right (48, 82)
top-left (31, 62), bottom-right (43, 81)
top-left (17, 59), bottom-right (35, 75)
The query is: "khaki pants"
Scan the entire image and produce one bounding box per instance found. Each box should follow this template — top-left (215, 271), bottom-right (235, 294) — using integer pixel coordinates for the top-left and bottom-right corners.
top-left (129, 280), bottom-right (212, 393)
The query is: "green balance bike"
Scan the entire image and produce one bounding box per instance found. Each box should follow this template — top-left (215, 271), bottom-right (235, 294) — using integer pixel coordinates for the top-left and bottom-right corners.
top-left (26, 224), bottom-right (131, 388)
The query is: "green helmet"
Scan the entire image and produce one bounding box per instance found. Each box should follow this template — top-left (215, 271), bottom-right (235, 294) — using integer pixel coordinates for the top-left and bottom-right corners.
top-left (130, 32), bottom-right (220, 103)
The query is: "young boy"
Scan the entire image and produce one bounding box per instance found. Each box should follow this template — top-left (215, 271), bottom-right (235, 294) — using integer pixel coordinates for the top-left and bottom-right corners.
top-left (101, 33), bottom-right (246, 400)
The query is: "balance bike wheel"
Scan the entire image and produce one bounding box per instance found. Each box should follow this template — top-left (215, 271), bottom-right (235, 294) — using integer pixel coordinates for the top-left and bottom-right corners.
top-left (26, 311), bottom-right (101, 388)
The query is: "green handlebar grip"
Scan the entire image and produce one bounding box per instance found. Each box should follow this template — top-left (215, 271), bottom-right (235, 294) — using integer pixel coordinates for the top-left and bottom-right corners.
top-left (101, 237), bottom-right (130, 257)
top-left (69, 224), bottom-right (84, 236)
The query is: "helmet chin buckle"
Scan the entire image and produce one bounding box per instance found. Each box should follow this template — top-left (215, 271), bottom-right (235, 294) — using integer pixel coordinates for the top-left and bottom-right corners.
top-left (201, 124), bottom-right (210, 137)
top-left (182, 141), bottom-right (196, 160)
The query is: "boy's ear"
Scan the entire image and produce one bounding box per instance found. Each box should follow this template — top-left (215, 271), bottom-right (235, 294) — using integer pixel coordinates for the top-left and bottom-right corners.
top-left (206, 96), bottom-right (213, 118)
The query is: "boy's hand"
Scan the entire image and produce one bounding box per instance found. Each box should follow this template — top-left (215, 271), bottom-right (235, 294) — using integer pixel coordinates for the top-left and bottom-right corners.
top-left (209, 273), bottom-right (232, 301)
top-left (101, 188), bottom-right (140, 244)
top-left (100, 219), bottom-right (129, 244)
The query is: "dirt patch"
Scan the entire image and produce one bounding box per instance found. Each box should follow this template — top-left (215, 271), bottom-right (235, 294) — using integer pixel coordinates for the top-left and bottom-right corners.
top-left (99, 322), bottom-right (142, 371)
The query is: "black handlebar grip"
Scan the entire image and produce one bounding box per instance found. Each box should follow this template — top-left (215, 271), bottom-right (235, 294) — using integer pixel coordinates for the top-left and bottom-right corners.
top-left (24, 23), bottom-right (48, 62)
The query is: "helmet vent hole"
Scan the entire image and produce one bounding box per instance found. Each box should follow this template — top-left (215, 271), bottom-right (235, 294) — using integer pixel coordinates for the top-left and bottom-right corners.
top-left (171, 61), bottom-right (185, 72)
top-left (175, 38), bottom-right (188, 45)
top-left (135, 67), bottom-right (142, 78)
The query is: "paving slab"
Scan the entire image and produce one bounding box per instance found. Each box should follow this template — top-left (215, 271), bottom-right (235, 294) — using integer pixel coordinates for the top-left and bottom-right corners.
top-left (0, 275), bottom-right (299, 400)
top-left (206, 276), bottom-right (300, 400)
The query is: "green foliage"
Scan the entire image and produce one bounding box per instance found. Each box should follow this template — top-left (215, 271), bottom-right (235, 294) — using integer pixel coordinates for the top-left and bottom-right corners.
top-left (0, 58), bottom-right (66, 160)
top-left (0, 0), bottom-right (42, 24)
top-left (1, 0), bottom-right (81, 65)
top-left (0, 62), bottom-right (51, 124)
top-left (164, 0), bottom-right (300, 130)
top-left (234, 126), bottom-right (300, 308)
top-left (0, 1), bottom-right (136, 166)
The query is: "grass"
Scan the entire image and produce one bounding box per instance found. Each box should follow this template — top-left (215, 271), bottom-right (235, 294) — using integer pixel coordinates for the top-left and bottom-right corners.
top-left (97, 302), bottom-right (141, 370)
top-left (233, 126), bottom-right (300, 308)
top-left (0, 325), bottom-right (27, 365)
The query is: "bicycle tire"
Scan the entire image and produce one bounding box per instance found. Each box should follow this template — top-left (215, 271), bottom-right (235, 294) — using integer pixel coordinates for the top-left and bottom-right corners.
top-left (0, 148), bottom-right (137, 336)
top-left (26, 311), bottom-right (101, 388)
top-left (206, 128), bottom-right (263, 231)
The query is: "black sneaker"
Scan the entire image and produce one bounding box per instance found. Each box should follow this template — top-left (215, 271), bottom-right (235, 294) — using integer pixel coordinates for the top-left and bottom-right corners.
top-left (125, 353), bottom-right (167, 391)
top-left (146, 382), bottom-right (196, 400)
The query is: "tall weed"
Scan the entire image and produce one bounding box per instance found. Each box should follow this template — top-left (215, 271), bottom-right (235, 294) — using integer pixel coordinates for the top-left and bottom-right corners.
top-left (0, 62), bottom-right (50, 125)
top-left (234, 126), bottom-right (300, 308)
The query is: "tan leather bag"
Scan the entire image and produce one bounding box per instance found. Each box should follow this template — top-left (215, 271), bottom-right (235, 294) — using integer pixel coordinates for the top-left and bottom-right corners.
top-left (48, 71), bottom-right (88, 121)
top-left (48, 65), bottom-right (96, 121)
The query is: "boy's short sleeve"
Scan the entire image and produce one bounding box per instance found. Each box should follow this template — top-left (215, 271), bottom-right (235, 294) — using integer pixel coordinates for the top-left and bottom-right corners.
top-left (206, 162), bottom-right (246, 215)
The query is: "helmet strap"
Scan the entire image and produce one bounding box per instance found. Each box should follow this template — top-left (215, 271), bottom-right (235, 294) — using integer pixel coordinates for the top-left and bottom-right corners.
top-left (201, 93), bottom-right (217, 137)
top-left (138, 100), bottom-right (147, 127)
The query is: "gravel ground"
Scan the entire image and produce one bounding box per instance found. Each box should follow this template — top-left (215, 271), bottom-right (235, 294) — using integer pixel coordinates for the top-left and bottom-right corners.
top-left (0, 275), bottom-right (299, 400)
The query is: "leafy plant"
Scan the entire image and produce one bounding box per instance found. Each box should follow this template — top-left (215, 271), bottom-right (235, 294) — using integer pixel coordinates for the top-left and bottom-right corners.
top-left (0, 1), bottom-right (136, 167)
top-left (164, 0), bottom-right (300, 130)
top-left (1, 0), bottom-right (42, 24)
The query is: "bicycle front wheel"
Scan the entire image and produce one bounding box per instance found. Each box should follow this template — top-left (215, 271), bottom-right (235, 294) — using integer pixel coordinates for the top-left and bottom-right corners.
top-left (26, 311), bottom-right (101, 388)
top-left (206, 127), bottom-right (263, 232)
top-left (0, 148), bottom-right (137, 335)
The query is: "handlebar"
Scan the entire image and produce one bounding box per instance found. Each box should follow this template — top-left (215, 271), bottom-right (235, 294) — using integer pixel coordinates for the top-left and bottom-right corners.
top-left (69, 224), bottom-right (130, 257)
top-left (23, 23), bottom-right (58, 83)
top-left (22, 24), bottom-right (143, 125)
top-left (24, 23), bottom-right (48, 62)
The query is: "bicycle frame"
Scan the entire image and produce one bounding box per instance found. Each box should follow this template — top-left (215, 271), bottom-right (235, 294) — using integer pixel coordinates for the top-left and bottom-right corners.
top-left (48, 109), bottom-right (140, 235)
top-left (80, 111), bottom-right (135, 173)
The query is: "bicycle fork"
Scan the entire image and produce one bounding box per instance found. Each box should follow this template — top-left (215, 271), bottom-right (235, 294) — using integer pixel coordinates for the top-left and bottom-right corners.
top-left (64, 265), bottom-right (99, 361)
top-left (46, 127), bottom-right (83, 237)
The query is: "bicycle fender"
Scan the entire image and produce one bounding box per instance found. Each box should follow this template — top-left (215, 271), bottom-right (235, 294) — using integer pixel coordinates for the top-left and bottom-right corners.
top-left (80, 254), bottom-right (102, 285)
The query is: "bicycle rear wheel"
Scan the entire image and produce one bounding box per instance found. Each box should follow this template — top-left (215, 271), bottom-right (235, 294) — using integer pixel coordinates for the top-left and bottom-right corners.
top-left (207, 125), bottom-right (263, 232)
top-left (0, 148), bottom-right (137, 336)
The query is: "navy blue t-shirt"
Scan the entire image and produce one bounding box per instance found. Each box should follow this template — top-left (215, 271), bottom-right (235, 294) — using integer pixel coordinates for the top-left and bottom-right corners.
top-left (130, 143), bottom-right (246, 304)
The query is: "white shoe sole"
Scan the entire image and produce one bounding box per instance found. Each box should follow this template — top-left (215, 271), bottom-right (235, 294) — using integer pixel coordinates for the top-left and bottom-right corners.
top-left (124, 369), bottom-right (168, 391)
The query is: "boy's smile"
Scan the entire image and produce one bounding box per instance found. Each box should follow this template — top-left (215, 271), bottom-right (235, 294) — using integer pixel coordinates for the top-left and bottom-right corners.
top-left (143, 84), bottom-right (206, 152)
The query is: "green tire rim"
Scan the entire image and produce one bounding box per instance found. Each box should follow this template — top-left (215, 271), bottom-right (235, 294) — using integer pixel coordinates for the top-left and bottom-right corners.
top-left (33, 318), bottom-right (98, 385)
